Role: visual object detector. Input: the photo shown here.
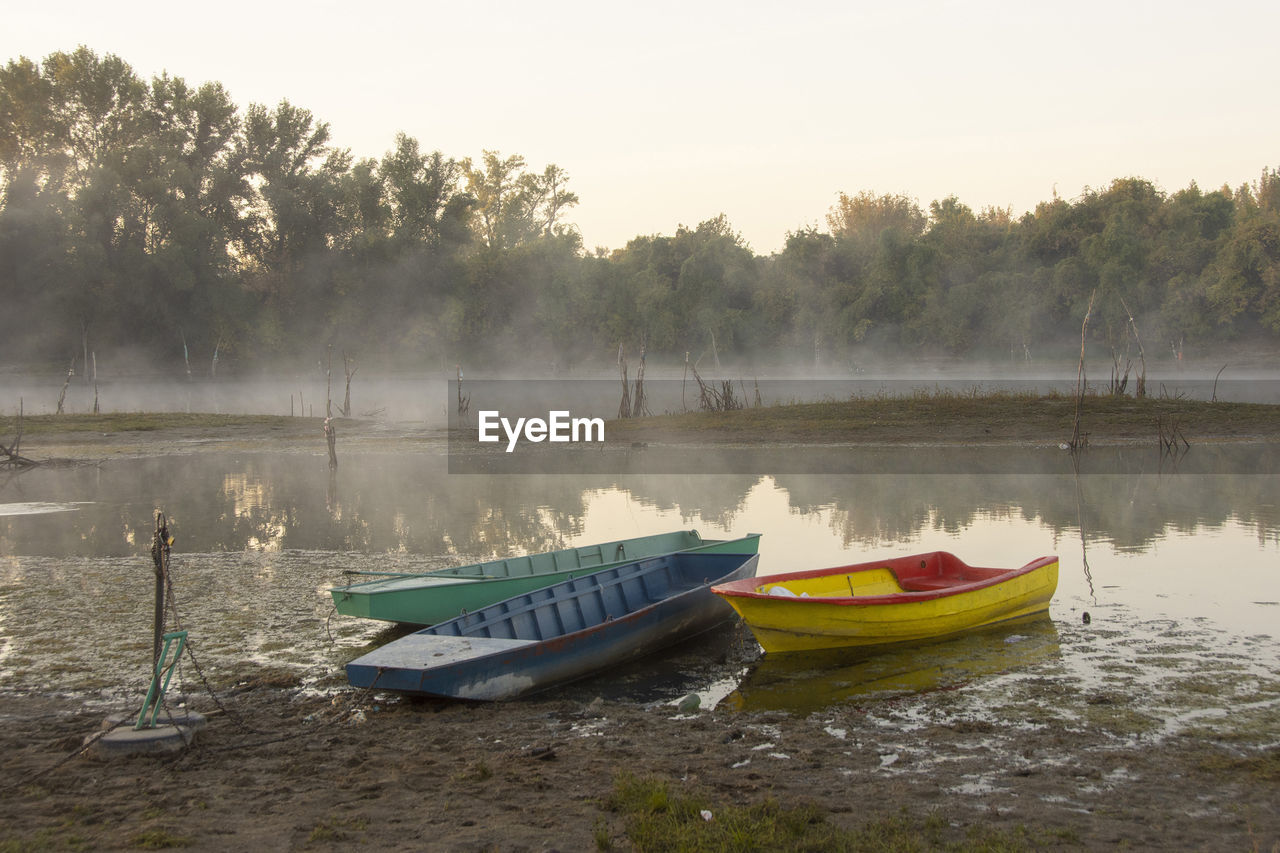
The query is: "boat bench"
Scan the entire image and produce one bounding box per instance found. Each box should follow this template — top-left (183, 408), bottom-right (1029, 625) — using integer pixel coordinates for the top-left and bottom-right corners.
top-left (897, 567), bottom-right (1004, 592)
top-left (897, 577), bottom-right (962, 591)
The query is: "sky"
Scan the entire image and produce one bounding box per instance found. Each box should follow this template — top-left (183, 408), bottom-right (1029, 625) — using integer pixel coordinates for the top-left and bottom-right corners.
top-left (5, 0), bottom-right (1278, 254)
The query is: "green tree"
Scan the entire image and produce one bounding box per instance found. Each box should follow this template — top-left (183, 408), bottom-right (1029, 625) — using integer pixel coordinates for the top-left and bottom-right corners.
top-left (234, 99), bottom-right (347, 348)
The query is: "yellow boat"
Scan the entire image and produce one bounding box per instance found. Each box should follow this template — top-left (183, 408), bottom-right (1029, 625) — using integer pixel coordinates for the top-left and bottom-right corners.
top-left (711, 551), bottom-right (1058, 653)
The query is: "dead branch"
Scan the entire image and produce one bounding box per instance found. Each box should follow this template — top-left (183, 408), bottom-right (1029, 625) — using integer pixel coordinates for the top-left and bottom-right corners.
top-left (689, 364), bottom-right (743, 412)
top-left (2, 399), bottom-right (38, 469)
top-left (1157, 416), bottom-right (1191, 454)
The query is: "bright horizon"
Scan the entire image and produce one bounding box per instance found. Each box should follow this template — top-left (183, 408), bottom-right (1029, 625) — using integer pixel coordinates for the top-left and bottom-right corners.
top-left (6, 0), bottom-right (1277, 254)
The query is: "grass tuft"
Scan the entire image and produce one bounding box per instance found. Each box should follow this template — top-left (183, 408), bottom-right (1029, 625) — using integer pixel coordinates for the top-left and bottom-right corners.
top-left (129, 830), bottom-right (192, 849)
top-left (601, 773), bottom-right (1043, 851)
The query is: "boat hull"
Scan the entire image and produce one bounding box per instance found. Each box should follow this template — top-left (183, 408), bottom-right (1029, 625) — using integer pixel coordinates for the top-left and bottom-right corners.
top-left (712, 552), bottom-right (1057, 653)
top-left (331, 530), bottom-right (761, 626)
top-left (346, 551), bottom-right (759, 700)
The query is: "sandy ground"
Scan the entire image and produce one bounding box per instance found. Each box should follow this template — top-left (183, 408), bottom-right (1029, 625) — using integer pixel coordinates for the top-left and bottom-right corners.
top-left (2, 671), bottom-right (1277, 852)
top-left (3, 421), bottom-right (1278, 851)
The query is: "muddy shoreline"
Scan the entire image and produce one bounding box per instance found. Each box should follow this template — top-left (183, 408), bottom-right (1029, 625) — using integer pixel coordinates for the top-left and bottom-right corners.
top-left (2, 417), bottom-right (1278, 850)
top-left (3, 653), bottom-right (1277, 851)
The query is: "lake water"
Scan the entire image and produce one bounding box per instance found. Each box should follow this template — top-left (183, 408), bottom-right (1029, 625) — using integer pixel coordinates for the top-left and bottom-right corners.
top-left (2, 441), bottom-right (1277, 750)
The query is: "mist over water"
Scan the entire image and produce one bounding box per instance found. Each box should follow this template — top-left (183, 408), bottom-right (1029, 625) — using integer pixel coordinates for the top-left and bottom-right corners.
top-left (3, 361), bottom-right (1278, 423)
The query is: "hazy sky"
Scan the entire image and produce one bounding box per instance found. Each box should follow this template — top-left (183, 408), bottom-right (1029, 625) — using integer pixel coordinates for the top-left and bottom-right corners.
top-left (6, 0), bottom-right (1278, 254)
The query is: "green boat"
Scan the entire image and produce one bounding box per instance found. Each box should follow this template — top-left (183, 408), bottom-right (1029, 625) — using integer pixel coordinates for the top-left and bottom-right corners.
top-left (329, 530), bottom-right (762, 626)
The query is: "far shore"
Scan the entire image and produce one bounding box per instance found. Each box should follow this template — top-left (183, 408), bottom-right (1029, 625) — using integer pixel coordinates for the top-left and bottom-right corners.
top-left (4, 393), bottom-right (1280, 462)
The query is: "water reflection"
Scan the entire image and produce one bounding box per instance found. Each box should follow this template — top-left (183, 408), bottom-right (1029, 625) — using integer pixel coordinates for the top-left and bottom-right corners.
top-left (1, 449), bottom-right (1278, 558)
top-left (725, 615), bottom-right (1060, 715)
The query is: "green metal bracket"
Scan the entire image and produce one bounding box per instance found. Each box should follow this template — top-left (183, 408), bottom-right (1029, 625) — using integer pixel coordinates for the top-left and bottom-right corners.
top-left (135, 630), bottom-right (188, 730)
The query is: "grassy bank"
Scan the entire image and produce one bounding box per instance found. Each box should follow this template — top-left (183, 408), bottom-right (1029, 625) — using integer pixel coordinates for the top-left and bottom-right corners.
top-left (601, 774), bottom-right (1066, 851)
top-left (3, 392), bottom-right (1278, 448)
top-left (0, 411), bottom-right (312, 437)
top-left (605, 390), bottom-right (1280, 445)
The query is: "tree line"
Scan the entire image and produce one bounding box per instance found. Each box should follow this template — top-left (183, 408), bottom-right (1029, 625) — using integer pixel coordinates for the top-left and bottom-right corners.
top-left (3, 47), bottom-right (1278, 375)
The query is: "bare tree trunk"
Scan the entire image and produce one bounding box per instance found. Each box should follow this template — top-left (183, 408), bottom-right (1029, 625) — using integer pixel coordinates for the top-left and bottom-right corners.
top-left (342, 351), bottom-right (356, 417)
top-left (682, 351), bottom-right (689, 412)
top-left (324, 417), bottom-right (338, 470)
top-left (631, 345), bottom-right (648, 418)
top-left (56, 358), bottom-right (74, 414)
top-left (325, 345), bottom-right (333, 419)
top-left (1070, 290), bottom-right (1097, 451)
top-left (617, 345), bottom-right (631, 419)
top-left (1119, 296), bottom-right (1147, 398)
top-left (1212, 364), bottom-right (1228, 403)
top-left (456, 364), bottom-right (470, 424)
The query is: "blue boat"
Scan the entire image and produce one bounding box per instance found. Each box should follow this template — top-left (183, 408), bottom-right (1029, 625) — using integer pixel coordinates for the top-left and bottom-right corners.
top-left (330, 530), bottom-right (761, 626)
top-left (346, 550), bottom-right (761, 700)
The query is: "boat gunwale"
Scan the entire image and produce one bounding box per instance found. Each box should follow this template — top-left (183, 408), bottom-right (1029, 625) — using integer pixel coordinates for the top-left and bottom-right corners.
top-left (330, 530), bottom-right (758, 594)
top-left (711, 553), bottom-right (1058, 607)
